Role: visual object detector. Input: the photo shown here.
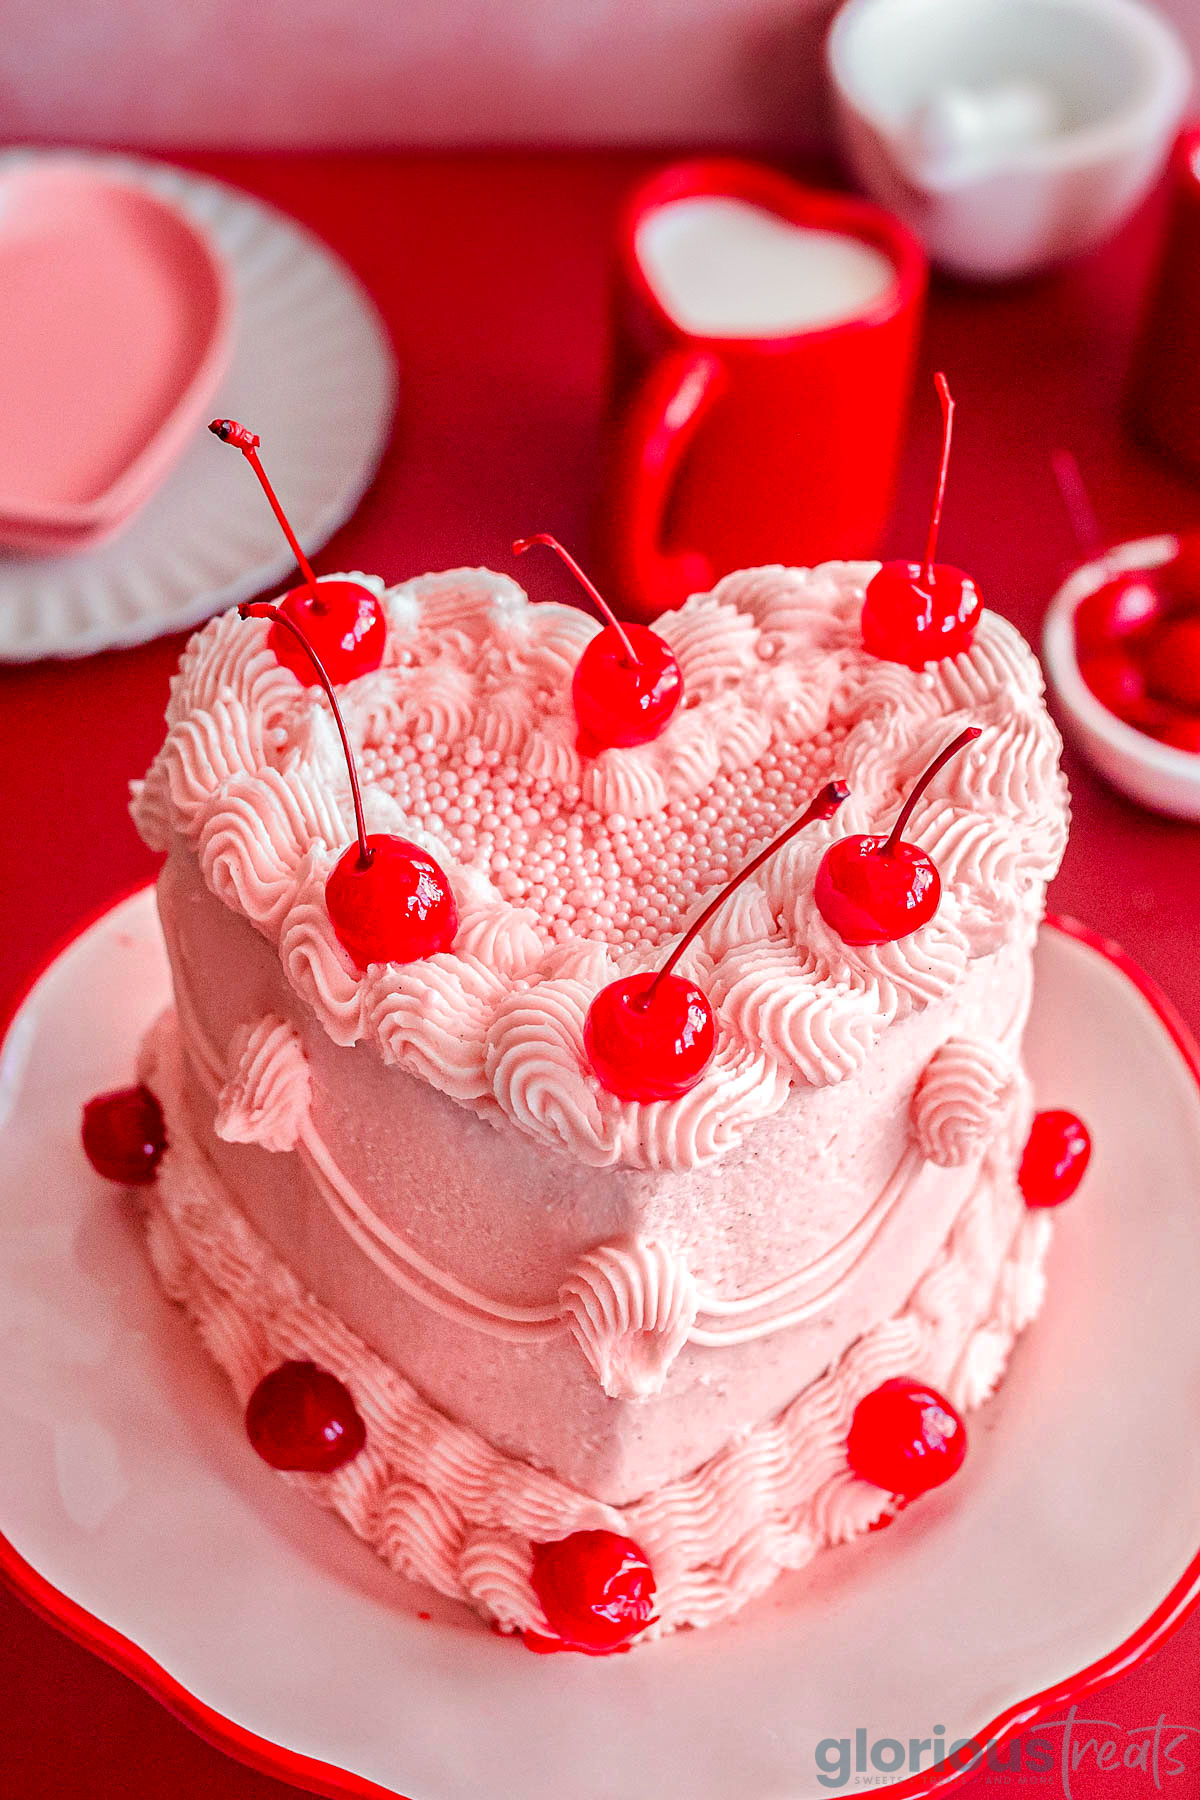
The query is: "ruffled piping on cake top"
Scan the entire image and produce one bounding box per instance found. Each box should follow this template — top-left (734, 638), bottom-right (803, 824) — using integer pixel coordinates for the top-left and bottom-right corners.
top-left (131, 562), bottom-right (1069, 1173)
top-left (165, 892), bottom-right (1029, 1377)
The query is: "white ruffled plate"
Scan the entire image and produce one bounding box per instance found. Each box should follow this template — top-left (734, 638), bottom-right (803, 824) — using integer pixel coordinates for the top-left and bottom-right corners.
top-left (0, 151), bottom-right (396, 662)
top-left (1, 891), bottom-right (1199, 1800)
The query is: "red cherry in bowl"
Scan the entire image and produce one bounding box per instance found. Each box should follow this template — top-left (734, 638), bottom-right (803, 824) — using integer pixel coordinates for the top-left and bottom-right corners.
top-left (1073, 571), bottom-right (1166, 659)
top-left (1159, 531), bottom-right (1200, 613)
top-left (861, 373), bottom-right (981, 670)
top-left (81, 1084), bottom-right (166, 1184)
top-left (325, 834), bottom-right (458, 970)
top-left (1079, 649), bottom-right (1147, 721)
top-left (514, 534), bottom-right (683, 752)
top-left (245, 1360), bottom-right (366, 1473)
top-left (530, 1530), bottom-right (656, 1654)
top-left (1018, 1109), bottom-right (1091, 1208)
top-left (211, 420), bottom-right (385, 685)
top-left (814, 727), bottom-right (979, 947)
top-left (847, 1377), bottom-right (967, 1498)
top-left (1157, 713), bottom-right (1200, 754)
top-left (240, 603), bottom-right (456, 970)
top-left (1052, 454), bottom-right (1171, 658)
top-left (584, 781), bottom-right (849, 1102)
top-left (1123, 696), bottom-right (1178, 736)
top-left (1144, 617), bottom-right (1200, 710)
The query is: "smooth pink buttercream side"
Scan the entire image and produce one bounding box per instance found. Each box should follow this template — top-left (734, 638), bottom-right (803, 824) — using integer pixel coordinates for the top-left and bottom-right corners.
top-left (158, 840), bottom-right (1035, 1502)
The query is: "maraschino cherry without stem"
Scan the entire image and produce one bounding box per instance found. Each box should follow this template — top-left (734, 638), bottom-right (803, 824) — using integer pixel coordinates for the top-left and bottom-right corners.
top-left (528, 1529), bottom-right (657, 1655)
top-left (1145, 617), bottom-right (1200, 711)
top-left (814, 727), bottom-right (980, 948)
top-left (861, 373), bottom-right (980, 669)
top-left (585, 780), bottom-right (849, 1103)
top-left (1019, 1109), bottom-right (1092, 1208)
top-left (513, 533), bottom-right (683, 752)
top-left (82, 1085), bottom-right (167, 1185)
top-left (239, 602), bottom-right (457, 970)
top-left (847, 1377), bottom-right (967, 1499)
top-left (245, 1360), bottom-right (366, 1474)
top-left (210, 420), bottom-right (385, 685)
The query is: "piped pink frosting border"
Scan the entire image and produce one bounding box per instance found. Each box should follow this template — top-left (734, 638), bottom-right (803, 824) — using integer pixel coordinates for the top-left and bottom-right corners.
top-left (130, 563), bottom-right (1069, 1173)
top-left (139, 1011), bottom-right (1053, 1642)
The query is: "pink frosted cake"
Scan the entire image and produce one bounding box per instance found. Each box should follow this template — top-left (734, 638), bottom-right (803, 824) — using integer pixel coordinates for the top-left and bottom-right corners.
top-left (118, 549), bottom-right (1075, 1650)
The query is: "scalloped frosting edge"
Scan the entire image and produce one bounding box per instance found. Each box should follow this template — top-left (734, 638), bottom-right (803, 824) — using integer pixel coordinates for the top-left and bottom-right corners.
top-left (130, 563), bottom-right (1069, 1175)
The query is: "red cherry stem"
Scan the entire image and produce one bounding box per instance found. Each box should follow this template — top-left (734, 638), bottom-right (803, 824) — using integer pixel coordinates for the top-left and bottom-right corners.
top-left (882, 726), bottom-right (981, 857)
top-left (1050, 449), bottom-right (1104, 558)
top-left (923, 373), bottom-right (955, 588)
top-left (210, 420), bottom-right (322, 605)
top-left (513, 533), bottom-right (639, 667)
top-left (637, 780), bottom-right (850, 1012)
top-left (239, 601), bottom-right (372, 870)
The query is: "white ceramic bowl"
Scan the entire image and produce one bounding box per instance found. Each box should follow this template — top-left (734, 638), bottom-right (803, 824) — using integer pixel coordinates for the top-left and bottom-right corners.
top-left (1043, 532), bottom-right (1200, 820)
top-left (826, 0), bottom-right (1191, 279)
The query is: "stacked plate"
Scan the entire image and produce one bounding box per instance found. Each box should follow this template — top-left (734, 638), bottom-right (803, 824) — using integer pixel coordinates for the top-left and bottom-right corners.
top-left (0, 163), bottom-right (232, 555)
top-left (0, 150), bottom-right (397, 661)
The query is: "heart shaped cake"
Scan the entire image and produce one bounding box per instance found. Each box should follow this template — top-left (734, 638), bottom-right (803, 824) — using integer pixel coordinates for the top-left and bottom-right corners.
top-left (126, 555), bottom-right (1071, 1647)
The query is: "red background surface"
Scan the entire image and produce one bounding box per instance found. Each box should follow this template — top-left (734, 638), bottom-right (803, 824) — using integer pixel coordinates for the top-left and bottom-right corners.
top-left (1, 149), bottom-right (1199, 1798)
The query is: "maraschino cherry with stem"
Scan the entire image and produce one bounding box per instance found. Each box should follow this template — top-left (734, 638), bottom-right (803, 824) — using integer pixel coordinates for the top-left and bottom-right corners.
top-left (513, 533), bottom-right (683, 752)
top-left (211, 420), bottom-right (385, 685)
top-left (239, 601), bottom-right (457, 970)
top-left (861, 373), bottom-right (981, 669)
top-left (585, 780), bottom-right (849, 1103)
top-left (814, 727), bottom-right (980, 947)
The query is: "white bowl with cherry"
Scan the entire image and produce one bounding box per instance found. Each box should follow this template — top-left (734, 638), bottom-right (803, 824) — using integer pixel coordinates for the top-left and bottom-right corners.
top-left (1043, 532), bottom-right (1200, 820)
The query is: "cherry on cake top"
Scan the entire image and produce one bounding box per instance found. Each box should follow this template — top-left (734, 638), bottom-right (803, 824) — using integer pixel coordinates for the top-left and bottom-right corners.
top-left (513, 533), bottom-right (683, 752)
top-left (210, 420), bottom-right (386, 685)
top-left (815, 727), bottom-right (980, 947)
top-left (861, 373), bottom-right (980, 670)
top-left (239, 601), bottom-right (458, 970)
top-left (585, 780), bottom-right (849, 1102)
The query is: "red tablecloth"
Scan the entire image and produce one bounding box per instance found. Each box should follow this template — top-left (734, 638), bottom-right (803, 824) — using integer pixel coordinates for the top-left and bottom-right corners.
top-left (2, 149), bottom-right (1199, 1800)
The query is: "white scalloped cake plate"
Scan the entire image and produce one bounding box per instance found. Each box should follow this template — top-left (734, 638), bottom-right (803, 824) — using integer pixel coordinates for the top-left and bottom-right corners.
top-left (2, 889), bottom-right (1200, 1800)
top-left (0, 152), bottom-right (396, 662)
